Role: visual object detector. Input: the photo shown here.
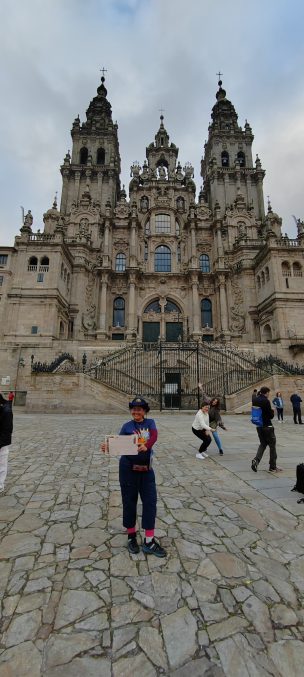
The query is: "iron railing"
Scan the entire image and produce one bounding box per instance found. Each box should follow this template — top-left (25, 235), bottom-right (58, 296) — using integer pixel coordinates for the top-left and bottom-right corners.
top-left (92, 341), bottom-right (272, 410)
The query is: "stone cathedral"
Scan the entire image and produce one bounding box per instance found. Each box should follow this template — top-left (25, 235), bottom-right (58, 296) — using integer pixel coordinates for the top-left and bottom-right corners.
top-left (1, 76), bottom-right (304, 375)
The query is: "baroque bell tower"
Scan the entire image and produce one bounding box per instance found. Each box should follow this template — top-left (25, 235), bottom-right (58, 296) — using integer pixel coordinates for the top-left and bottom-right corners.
top-left (201, 78), bottom-right (265, 221)
top-left (60, 75), bottom-right (121, 216)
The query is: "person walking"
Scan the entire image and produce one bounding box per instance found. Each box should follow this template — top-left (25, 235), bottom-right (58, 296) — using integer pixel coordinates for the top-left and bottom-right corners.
top-left (100, 396), bottom-right (166, 558)
top-left (290, 392), bottom-right (303, 424)
top-left (272, 391), bottom-right (284, 422)
top-left (192, 401), bottom-right (213, 460)
top-left (0, 394), bottom-right (13, 492)
top-left (209, 397), bottom-right (227, 455)
top-left (251, 386), bottom-right (282, 473)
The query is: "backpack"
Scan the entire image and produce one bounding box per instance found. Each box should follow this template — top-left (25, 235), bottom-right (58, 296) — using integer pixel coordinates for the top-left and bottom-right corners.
top-left (291, 463), bottom-right (304, 494)
top-left (251, 406), bottom-right (263, 426)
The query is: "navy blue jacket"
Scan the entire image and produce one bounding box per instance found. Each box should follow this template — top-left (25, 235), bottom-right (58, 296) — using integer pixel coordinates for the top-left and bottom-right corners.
top-left (252, 394), bottom-right (274, 427)
top-left (290, 394), bottom-right (302, 409)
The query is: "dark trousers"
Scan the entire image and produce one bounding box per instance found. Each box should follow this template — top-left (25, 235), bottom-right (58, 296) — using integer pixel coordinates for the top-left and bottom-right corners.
top-left (192, 427), bottom-right (212, 454)
top-left (119, 459), bottom-right (157, 530)
top-left (293, 408), bottom-right (302, 424)
top-left (255, 426), bottom-right (277, 470)
top-left (276, 408), bottom-right (283, 421)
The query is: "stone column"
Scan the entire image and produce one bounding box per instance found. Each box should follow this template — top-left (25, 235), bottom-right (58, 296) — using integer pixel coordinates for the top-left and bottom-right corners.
top-left (191, 275), bottom-right (201, 339)
top-left (97, 273), bottom-right (108, 339)
top-left (74, 171), bottom-right (81, 204)
top-left (218, 274), bottom-right (229, 333)
top-left (126, 273), bottom-right (136, 341)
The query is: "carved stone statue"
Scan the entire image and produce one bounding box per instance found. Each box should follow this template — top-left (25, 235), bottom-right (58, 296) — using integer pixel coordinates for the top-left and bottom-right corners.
top-left (82, 304), bottom-right (96, 331)
top-left (24, 210), bottom-right (33, 228)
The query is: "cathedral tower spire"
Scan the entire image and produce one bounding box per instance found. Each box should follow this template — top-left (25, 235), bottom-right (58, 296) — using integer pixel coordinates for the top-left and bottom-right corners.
top-left (60, 74), bottom-right (121, 215)
top-left (201, 77), bottom-right (265, 220)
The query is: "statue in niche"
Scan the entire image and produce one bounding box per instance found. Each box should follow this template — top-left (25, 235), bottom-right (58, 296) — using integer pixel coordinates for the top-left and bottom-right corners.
top-left (158, 164), bottom-right (167, 179)
top-left (176, 196), bottom-right (185, 211)
top-left (140, 196), bottom-right (149, 211)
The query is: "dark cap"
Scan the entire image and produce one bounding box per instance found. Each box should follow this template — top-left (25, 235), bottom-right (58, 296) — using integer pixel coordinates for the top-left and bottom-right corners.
top-left (129, 396), bottom-right (150, 412)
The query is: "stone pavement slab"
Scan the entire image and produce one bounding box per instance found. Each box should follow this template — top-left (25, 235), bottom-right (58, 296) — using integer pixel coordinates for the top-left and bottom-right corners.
top-left (0, 413), bottom-right (303, 676)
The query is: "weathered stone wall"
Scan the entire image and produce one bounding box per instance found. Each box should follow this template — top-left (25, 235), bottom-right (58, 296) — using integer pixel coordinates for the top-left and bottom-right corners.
top-left (25, 373), bottom-right (128, 413)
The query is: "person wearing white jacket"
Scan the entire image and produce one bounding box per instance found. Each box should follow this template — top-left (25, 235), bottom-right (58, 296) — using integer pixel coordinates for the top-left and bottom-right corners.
top-left (192, 402), bottom-right (212, 459)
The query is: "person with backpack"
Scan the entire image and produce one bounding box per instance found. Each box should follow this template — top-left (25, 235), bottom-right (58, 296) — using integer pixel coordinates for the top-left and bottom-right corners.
top-left (251, 386), bottom-right (282, 473)
top-left (290, 392), bottom-right (303, 424)
top-left (272, 391), bottom-right (284, 422)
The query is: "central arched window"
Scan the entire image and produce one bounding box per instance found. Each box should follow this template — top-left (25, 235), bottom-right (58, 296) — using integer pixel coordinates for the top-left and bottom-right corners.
top-left (156, 214), bottom-right (171, 233)
top-left (113, 297), bottom-right (125, 327)
top-left (28, 256), bottom-right (38, 271)
top-left (199, 254), bottom-right (210, 273)
top-left (80, 147), bottom-right (88, 165)
top-left (115, 252), bottom-right (126, 272)
top-left (96, 147), bottom-right (105, 165)
top-left (165, 300), bottom-right (181, 313)
top-left (144, 300), bottom-right (161, 313)
top-left (221, 151), bottom-right (229, 167)
top-left (201, 299), bottom-right (213, 327)
top-left (237, 151), bottom-right (245, 167)
top-left (155, 245), bottom-right (171, 272)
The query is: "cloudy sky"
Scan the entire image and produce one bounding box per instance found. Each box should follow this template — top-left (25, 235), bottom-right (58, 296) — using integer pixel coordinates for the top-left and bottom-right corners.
top-left (1, 0), bottom-right (304, 245)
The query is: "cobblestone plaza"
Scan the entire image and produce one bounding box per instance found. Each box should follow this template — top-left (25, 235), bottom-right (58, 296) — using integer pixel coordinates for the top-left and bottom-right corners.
top-left (0, 412), bottom-right (304, 676)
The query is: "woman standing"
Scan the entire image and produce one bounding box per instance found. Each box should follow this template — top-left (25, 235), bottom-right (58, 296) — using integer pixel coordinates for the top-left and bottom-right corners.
top-left (101, 396), bottom-right (166, 558)
top-left (192, 401), bottom-right (213, 459)
top-left (209, 397), bottom-right (227, 455)
top-left (272, 391), bottom-right (284, 422)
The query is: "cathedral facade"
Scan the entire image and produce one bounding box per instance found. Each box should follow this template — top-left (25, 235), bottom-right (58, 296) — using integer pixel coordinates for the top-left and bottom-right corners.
top-left (1, 76), bottom-right (304, 374)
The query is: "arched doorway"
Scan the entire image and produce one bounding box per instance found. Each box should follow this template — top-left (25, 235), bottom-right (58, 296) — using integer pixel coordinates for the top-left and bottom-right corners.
top-left (142, 298), bottom-right (183, 343)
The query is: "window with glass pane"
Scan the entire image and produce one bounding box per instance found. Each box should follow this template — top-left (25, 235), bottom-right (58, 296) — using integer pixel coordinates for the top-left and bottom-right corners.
top-left (0, 276), bottom-right (3, 286)
top-left (200, 254), bottom-right (210, 273)
top-left (155, 245), bottom-right (171, 272)
top-left (144, 300), bottom-right (161, 313)
top-left (165, 300), bottom-right (180, 313)
top-left (156, 214), bottom-right (171, 233)
top-left (201, 299), bottom-right (213, 327)
top-left (113, 297), bottom-right (125, 326)
top-left (115, 253), bottom-right (126, 272)
top-left (0, 255), bottom-right (8, 265)
top-left (144, 242), bottom-right (148, 261)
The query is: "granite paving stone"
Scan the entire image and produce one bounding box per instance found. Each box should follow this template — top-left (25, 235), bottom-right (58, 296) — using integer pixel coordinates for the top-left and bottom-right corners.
top-left (0, 412), bottom-right (304, 675)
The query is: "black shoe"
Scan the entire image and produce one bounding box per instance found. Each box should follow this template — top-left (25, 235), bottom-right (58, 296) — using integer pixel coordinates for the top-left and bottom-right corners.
top-left (142, 538), bottom-right (167, 558)
top-left (251, 459), bottom-right (258, 472)
top-left (128, 535), bottom-right (140, 554)
top-left (219, 449), bottom-right (224, 455)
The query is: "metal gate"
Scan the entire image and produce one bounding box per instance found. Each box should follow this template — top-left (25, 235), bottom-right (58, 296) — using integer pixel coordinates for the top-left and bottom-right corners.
top-left (94, 341), bottom-right (270, 411)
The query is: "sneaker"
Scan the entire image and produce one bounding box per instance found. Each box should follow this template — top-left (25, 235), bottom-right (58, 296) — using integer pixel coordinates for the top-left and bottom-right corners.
top-left (219, 449), bottom-right (224, 455)
top-left (201, 452), bottom-right (209, 458)
top-left (142, 538), bottom-right (167, 558)
top-left (251, 459), bottom-right (258, 473)
top-left (269, 466), bottom-right (283, 473)
top-left (196, 453), bottom-right (206, 460)
top-left (127, 535), bottom-right (140, 554)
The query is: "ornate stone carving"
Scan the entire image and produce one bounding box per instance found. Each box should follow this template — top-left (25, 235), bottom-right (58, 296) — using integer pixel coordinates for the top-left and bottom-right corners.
top-left (82, 272), bottom-right (96, 331)
top-left (229, 278), bottom-right (245, 333)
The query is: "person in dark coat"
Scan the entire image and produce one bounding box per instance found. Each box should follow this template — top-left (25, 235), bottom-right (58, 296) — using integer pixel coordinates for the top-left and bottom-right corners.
top-left (251, 387), bottom-right (282, 473)
top-left (290, 393), bottom-right (303, 424)
top-left (0, 394), bottom-right (13, 491)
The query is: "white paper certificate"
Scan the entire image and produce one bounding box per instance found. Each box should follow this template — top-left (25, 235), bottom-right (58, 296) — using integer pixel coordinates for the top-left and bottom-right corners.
top-left (105, 434), bottom-right (139, 456)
